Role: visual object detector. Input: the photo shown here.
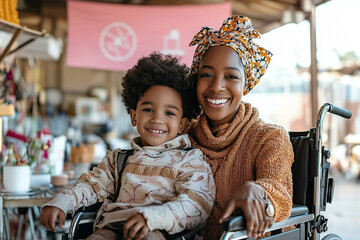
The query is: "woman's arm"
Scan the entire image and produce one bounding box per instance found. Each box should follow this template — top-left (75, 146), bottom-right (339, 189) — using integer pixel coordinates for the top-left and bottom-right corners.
top-left (254, 127), bottom-right (294, 221)
top-left (220, 127), bottom-right (293, 238)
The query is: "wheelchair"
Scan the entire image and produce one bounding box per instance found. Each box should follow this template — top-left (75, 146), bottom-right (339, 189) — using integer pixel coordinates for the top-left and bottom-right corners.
top-left (62, 103), bottom-right (352, 240)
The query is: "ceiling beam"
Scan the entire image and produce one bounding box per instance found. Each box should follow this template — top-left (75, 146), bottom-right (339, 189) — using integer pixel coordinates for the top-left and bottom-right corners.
top-left (17, 0), bottom-right (330, 36)
top-left (140, 0), bottom-right (228, 4)
top-left (232, 2), bottom-right (283, 22)
top-left (41, 1), bottom-right (67, 19)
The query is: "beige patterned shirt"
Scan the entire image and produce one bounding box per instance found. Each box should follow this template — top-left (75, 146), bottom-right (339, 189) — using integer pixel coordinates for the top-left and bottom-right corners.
top-left (44, 134), bottom-right (215, 234)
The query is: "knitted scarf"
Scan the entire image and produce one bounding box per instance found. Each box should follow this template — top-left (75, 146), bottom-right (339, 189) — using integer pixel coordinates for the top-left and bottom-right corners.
top-left (186, 102), bottom-right (257, 238)
top-left (187, 102), bottom-right (257, 176)
top-left (186, 102), bottom-right (293, 239)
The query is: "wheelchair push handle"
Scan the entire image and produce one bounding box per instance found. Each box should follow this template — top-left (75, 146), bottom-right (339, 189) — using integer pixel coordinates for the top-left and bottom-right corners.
top-left (326, 103), bottom-right (352, 119)
top-left (316, 103), bottom-right (352, 148)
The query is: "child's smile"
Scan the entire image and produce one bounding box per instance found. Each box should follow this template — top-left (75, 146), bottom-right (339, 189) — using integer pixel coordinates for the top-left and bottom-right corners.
top-left (130, 85), bottom-right (188, 147)
top-left (147, 128), bottom-right (166, 135)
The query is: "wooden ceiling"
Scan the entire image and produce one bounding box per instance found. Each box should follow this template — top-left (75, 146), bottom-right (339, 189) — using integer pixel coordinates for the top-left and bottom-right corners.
top-left (17, 0), bottom-right (330, 37)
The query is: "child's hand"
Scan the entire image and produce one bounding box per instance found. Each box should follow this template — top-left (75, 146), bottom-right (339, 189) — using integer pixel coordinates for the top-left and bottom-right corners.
top-left (123, 213), bottom-right (149, 240)
top-left (40, 206), bottom-right (65, 232)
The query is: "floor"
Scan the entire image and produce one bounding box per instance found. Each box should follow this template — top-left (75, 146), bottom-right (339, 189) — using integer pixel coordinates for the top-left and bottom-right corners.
top-left (322, 171), bottom-right (360, 240)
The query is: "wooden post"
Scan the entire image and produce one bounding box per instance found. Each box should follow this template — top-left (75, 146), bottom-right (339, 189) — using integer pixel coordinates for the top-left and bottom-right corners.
top-left (0, 118), bottom-right (2, 153)
top-left (309, 4), bottom-right (318, 126)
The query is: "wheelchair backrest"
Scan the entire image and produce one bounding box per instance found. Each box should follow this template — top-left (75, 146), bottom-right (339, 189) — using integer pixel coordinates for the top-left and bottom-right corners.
top-left (289, 130), bottom-right (318, 211)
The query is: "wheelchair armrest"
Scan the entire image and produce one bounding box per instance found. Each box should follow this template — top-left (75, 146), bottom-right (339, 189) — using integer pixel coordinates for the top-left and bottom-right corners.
top-left (66, 201), bottom-right (203, 240)
top-left (222, 205), bottom-right (312, 232)
top-left (290, 205), bottom-right (309, 217)
top-left (66, 203), bottom-right (102, 240)
top-left (161, 222), bottom-right (205, 240)
top-left (67, 211), bottom-right (98, 240)
top-left (76, 202), bottom-right (103, 214)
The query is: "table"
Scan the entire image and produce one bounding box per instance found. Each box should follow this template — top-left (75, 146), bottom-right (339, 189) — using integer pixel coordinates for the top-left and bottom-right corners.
top-left (0, 187), bottom-right (53, 240)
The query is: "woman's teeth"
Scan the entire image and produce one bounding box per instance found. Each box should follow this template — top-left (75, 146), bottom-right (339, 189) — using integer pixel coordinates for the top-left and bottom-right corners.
top-left (207, 98), bottom-right (229, 105)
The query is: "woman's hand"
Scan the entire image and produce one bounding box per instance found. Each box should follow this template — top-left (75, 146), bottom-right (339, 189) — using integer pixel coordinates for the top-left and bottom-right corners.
top-left (40, 206), bottom-right (65, 232)
top-left (219, 181), bottom-right (274, 238)
top-left (123, 213), bottom-right (149, 240)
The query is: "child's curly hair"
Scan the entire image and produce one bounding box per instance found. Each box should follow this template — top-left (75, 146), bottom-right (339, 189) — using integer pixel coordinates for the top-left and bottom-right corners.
top-left (121, 52), bottom-right (201, 120)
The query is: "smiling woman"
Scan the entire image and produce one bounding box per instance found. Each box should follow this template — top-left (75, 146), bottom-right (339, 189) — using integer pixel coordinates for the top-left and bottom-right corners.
top-left (185, 16), bottom-right (294, 239)
top-left (196, 46), bottom-right (246, 127)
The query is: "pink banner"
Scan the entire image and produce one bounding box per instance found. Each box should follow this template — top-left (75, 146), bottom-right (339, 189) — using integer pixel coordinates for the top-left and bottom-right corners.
top-left (67, 1), bottom-right (231, 71)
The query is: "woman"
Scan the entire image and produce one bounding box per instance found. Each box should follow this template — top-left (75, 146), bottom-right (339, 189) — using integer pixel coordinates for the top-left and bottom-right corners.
top-left (186, 16), bottom-right (294, 239)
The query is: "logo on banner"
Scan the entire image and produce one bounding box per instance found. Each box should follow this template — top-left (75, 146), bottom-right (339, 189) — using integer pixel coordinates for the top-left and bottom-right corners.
top-left (161, 30), bottom-right (185, 56)
top-left (99, 22), bottom-right (137, 62)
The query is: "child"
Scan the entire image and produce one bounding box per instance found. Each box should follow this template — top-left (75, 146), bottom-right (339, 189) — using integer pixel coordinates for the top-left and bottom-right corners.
top-left (41, 53), bottom-right (215, 240)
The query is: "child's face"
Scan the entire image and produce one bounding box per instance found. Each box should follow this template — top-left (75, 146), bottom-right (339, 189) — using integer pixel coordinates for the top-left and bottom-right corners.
top-left (130, 85), bottom-right (188, 147)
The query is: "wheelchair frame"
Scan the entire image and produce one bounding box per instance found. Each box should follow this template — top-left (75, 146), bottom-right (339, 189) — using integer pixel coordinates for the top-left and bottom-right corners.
top-left (64, 103), bottom-right (352, 240)
top-left (220, 103), bottom-right (352, 240)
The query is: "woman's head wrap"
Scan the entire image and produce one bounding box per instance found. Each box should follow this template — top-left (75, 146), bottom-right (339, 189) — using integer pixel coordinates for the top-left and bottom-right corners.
top-left (189, 16), bottom-right (273, 95)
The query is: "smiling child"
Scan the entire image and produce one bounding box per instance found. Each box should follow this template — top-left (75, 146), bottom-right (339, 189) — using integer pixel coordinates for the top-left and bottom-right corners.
top-left (41, 52), bottom-right (215, 240)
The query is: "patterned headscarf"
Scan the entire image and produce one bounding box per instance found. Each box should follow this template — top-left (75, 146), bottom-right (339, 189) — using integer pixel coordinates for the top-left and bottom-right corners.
top-left (189, 16), bottom-right (273, 95)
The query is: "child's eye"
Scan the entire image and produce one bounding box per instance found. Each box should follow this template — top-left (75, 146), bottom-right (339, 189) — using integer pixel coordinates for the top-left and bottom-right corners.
top-left (142, 108), bottom-right (152, 112)
top-left (165, 111), bottom-right (176, 116)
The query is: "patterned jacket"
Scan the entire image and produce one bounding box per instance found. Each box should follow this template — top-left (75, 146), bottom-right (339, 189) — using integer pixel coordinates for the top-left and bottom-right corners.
top-left (44, 134), bottom-right (215, 234)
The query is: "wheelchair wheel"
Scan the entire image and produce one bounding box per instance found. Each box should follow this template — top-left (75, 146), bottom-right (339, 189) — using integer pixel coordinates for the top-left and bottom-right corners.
top-left (321, 233), bottom-right (342, 240)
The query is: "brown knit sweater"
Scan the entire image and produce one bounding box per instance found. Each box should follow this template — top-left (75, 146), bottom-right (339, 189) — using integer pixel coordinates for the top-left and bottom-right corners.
top-left (186, 102), bottom-right (294, 239)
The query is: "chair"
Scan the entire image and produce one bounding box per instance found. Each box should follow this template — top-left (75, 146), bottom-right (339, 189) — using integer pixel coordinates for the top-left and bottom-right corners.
top-left (220, 103), bottom-right (352, 240)
top-left (62, 202), bottom-right (203, 240)
top-left (63, 103), bottom-right (352, 240)
top-left (62, 150), bottom-right (203, 240)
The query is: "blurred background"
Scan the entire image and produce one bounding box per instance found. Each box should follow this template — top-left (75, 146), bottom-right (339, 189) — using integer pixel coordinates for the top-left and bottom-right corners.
top-left (0, 0), bottom-right (359, 239)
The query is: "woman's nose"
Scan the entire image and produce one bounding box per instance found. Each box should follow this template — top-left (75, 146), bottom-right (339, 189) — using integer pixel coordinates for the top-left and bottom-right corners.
top-left (208, 77), bottom-right (225, 92)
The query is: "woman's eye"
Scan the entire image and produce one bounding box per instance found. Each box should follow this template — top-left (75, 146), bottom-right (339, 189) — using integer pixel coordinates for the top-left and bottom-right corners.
top-left (199, 73), bottom-right (212, 78)
top-left (226, 74), bottom-right (239, 80)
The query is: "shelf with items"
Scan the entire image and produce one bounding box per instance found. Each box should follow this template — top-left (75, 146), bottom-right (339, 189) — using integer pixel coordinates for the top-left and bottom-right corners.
top-left (0, 19), bottom-right (47, 155)
top-left (0, 18), bottom-right (48, 114)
